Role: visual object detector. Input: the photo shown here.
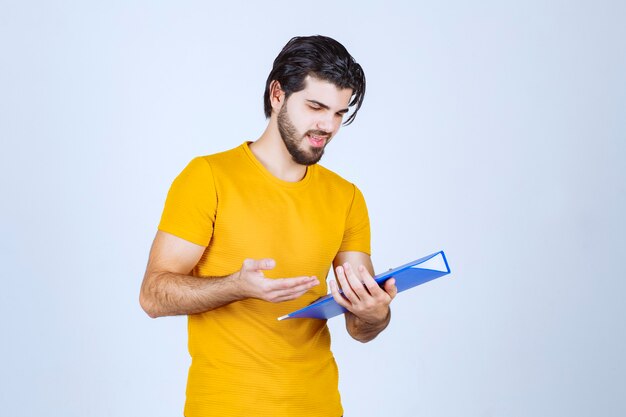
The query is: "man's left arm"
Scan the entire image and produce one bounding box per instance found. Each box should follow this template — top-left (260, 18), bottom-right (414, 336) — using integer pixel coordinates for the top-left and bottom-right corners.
top-left (331, 251), bottom-right (398, 343)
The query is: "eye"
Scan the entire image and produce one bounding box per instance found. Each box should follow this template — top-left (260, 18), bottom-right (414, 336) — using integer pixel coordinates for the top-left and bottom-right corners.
top-left (309, 105), bottom-right (321, 111)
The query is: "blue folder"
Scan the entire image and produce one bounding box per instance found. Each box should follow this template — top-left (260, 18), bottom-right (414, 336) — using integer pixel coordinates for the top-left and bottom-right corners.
top-left (278, 250), bottom-right (451, 320)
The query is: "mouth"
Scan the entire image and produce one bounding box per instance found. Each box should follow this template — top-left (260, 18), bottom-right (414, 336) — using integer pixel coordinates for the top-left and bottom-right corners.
top-left (306, 133), bottom-right (328, 148)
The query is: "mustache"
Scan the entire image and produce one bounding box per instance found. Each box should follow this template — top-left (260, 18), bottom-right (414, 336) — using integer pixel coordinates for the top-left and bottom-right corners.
top-left (305, 130), bottom-right (331, 138)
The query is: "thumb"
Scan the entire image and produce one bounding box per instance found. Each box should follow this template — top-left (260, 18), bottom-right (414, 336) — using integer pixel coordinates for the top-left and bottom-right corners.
top-left (384, 278), bottom-right (398, 299)
top-left (242, 258), bottom-right (276, 272)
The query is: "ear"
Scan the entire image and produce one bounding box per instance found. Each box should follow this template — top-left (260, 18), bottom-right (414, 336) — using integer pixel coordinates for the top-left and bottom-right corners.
top-left (269, 80), bottom-right (286, 113)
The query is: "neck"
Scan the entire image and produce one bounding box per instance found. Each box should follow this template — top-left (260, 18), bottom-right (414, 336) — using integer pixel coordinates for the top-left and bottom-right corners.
top-left (249, 120), bottom-right (308, 182)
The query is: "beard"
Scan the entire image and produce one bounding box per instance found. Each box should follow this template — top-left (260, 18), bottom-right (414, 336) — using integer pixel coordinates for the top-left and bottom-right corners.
top-left (277, 104), bottom-right (329, 166)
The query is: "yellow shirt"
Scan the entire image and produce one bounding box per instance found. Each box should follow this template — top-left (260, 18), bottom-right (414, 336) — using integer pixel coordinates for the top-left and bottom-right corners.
top-left (158, 142), bottom-right (370, 417)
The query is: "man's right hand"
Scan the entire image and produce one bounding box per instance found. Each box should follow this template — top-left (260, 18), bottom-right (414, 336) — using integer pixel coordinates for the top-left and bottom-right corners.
top-left (234, 258), bottom-right (320, 303)
top-left (140, 231), bottom-right (320, 317)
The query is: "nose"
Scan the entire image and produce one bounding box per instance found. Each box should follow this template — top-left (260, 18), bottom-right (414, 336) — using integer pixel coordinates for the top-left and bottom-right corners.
top-left (315, 112), bottom-right (336, 134)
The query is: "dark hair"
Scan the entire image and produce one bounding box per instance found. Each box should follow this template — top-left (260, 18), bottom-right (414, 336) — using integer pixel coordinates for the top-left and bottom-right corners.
top-left (263, 35), bottom-right (366, 126)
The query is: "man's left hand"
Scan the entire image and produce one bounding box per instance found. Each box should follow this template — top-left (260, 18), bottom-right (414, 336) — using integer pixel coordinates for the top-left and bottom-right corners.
top-left (330, 262), bottom-right (398, 324)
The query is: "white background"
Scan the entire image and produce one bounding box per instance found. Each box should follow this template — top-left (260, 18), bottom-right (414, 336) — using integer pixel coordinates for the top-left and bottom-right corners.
top-left (1, 1), bottom-right (625, 416)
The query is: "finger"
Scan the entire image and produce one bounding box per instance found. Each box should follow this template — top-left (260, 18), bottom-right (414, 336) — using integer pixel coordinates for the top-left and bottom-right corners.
top-left (273, 286), bottom-right (316, 302)
top-left (342, 263), bottom-right (370, 300)
top-left (329, 280), bottom-right (352, 310)
top-left (335, 265), bottom-right (359, 302)
top-left (271, 278), bottom-right (320, 299)
top-left (269, 276), bottom-right (320, 302)
top-left (384, 278), bottom-right (398, 299)
top-left (270, 276), bottom-right (319, 291)
top-left (357, 264), bottom-right (384, 295)
top-left (262, 276), bottom-right (318, 303)
top-left (243, 258), bottom-right (276, 272)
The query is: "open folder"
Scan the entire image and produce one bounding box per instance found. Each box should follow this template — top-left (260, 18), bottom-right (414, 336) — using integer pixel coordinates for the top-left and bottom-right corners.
top-left (278, 250), bottom-right (451, 320)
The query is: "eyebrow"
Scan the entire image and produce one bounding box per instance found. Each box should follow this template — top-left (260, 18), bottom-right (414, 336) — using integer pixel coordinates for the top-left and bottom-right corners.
top-left (306, 99), bottom-right (350, 114)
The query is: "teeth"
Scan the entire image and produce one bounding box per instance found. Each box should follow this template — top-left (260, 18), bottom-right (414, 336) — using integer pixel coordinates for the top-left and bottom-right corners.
top-left (307, 134), bottom-right (326, 145)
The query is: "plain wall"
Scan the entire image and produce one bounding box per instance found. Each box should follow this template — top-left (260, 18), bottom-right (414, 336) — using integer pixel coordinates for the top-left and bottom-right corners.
top-left (1, 1), bottom-right (625, 416)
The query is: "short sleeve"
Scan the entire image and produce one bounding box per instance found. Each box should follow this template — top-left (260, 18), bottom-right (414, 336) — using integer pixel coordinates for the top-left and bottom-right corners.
top-left (338, 185), bottom-right (371, 255)
top-left (158, 157), bottom-right (217, 246)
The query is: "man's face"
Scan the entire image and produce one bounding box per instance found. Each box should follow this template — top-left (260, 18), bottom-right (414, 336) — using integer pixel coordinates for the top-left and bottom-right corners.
top-left (277, 76), bottom-right (353, 166)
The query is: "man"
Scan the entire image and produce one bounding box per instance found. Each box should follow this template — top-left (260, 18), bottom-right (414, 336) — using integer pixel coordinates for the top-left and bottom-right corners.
top-left (140, 35), bottom-right (397, 417)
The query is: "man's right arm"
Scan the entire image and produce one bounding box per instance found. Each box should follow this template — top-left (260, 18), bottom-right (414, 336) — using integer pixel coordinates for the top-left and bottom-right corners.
top-left (139, 231), bottom-right (319, 318)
